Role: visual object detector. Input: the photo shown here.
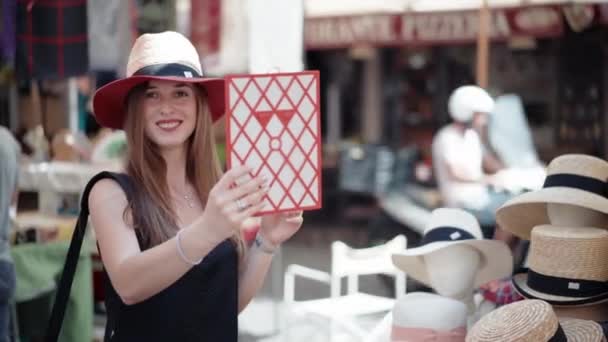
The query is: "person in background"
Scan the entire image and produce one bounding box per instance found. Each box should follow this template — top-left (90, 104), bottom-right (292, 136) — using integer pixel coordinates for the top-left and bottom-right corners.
top-left (0, 126), bottom-right (20, 342)
top-left (431, 85), bottom-right (510, 239)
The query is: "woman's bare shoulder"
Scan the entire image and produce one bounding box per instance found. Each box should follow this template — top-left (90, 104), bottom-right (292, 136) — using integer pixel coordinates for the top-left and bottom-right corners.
top-left (88, 178), bottom-right (129, 213)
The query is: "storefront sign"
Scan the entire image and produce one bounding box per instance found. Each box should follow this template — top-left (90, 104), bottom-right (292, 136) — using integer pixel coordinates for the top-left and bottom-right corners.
top-left (305, 6), bottom-right (564, 49)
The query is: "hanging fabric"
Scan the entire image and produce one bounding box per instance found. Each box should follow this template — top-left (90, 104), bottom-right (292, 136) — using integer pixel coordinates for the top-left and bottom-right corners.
top-left (16, 0), bottom-right (89, 81)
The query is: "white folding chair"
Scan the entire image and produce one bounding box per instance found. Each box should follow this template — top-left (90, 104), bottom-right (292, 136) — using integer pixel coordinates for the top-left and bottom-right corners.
top-left (283, 235), bottom-right (407, 341)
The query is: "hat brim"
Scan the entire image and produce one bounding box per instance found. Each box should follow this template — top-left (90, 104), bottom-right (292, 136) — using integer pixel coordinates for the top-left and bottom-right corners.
top-left (92, 75), bottom-right (225, 130)
top-left (496, 187), bottom-right (608, 240)
top-left (392, 239), bottom-right (513, 288)
top-left (561, 319), bottom-right (606, 342)
top-left (512, 273), bottom-right (608, 306)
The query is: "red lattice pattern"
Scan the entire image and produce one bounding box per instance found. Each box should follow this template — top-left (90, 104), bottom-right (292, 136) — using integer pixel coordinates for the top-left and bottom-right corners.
top-left (225, 71), bottom-right (322, 214)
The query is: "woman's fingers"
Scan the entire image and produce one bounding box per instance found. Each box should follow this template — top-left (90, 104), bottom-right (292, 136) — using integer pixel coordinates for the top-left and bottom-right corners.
top-left (227, 174), bottom-right (268, 202)
top-left (224, 184), bottom-right (268, 213)
top-left (216, 165), bottom-right (252, 190)
top-left (237, 185), bottom-right (268, 210)
top-left (284, 211), bottom-right (303, 218)
top-left (235, 199), bottom-right (266, 222)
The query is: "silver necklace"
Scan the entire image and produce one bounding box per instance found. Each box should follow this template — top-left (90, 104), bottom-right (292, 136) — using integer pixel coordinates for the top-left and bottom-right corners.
top-left (173, 187), bottom-right (197, 208)
top-left (183, 191), bottom-right (196, 208)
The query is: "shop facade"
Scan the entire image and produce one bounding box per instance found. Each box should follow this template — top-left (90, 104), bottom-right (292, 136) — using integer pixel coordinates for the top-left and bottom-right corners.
top-left (304, 4), bottom-right (608, 162)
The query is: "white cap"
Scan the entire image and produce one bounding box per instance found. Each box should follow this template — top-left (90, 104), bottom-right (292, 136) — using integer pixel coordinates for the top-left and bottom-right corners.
top-left (448, 85), bottom-right (495, 122)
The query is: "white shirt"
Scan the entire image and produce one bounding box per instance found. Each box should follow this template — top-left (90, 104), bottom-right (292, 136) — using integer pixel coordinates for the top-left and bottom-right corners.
top-left (432, 125), bottom-right (489, 209)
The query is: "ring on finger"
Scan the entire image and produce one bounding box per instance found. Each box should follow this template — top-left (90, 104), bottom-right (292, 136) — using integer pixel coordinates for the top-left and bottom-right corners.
top-left (236, 198), bottom-right (247, 211)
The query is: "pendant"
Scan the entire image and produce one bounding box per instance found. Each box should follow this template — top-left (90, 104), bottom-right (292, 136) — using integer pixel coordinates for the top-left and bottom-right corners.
top-left (184, 195), bottom-right (194, 208)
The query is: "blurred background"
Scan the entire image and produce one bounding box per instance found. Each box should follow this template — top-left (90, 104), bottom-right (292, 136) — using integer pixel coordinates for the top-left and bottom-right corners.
top-left (0, 0), bottom-right (607, 341)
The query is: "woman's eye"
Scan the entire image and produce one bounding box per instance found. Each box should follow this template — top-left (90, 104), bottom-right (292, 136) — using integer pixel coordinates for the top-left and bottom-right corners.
top-left (145, 92), bottom-right (158, 99)
top-left (175, 90), bottom-right (189, 98)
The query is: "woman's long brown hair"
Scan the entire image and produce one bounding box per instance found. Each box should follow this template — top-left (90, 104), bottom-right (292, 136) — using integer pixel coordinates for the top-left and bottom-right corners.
top-left (123, 83), bottom-right (244, 258)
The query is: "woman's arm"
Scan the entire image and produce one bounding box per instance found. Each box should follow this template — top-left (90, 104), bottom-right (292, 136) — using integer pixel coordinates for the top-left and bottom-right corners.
top-left (90, 166), bottom-right (267, 305)
top-left (237, 233), bottom-right (276, 312)
top-left (237, 213), bottom-right (303, 312)
top-left (89, 179), bottom-right (223, 305)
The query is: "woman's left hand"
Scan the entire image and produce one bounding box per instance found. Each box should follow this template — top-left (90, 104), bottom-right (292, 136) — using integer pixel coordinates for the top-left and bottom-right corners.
top-left (260, 211), bottom-right (304, 246)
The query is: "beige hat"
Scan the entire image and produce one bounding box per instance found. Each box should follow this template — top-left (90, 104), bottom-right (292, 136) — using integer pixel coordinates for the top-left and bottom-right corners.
top-left (496, 154), bottom-right (608, 240)
top-left (512, 225), bottom-right (608, 306)
top-left (93, 31), bottom-right (225, 129)
top-left (392, 208), bottom-right (513, 288)
top-left (466, 299), bottom-right (605, 342)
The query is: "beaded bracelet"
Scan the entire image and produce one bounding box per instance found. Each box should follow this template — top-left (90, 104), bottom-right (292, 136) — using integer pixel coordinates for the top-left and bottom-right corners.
top-left (176, 230), bottom-right (203, 265)
top-left (254, 232), bottom-right (277, 255)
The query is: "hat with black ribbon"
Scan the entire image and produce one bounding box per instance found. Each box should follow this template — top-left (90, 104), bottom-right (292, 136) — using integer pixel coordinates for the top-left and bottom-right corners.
top-left (512, 225), bottom-right (608, 306)
top-left (93, 31), bottom-right (225, 130)
top-left (392, 208), bottom-right (513, 288)
top-left (466, 299), bottom-right (605, 342)
top-left (497, 154), bottom-right (608, 240)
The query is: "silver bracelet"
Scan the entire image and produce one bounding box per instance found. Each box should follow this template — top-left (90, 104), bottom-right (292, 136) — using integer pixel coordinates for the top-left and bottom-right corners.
top-left (176, 230), bottom-right (203, 265)
top-left (254, 232), bottom-right (277, 255)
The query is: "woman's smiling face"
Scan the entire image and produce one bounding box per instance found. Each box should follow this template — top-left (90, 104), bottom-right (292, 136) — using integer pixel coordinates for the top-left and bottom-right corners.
top-left (142, 80), bottom-right (198, 150)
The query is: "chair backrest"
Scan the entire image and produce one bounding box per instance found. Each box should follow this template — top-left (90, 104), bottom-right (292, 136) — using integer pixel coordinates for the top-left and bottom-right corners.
top-left (330, 235), bottom-right (407, 297)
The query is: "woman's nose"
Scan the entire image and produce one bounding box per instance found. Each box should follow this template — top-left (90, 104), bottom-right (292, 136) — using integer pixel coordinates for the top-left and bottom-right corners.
top-left (159, 101), bottom-right (172, 116)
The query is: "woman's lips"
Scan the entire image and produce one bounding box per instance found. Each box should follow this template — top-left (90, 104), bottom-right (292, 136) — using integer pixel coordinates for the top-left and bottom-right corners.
top-left (156, 119), bottom-right (182, 131)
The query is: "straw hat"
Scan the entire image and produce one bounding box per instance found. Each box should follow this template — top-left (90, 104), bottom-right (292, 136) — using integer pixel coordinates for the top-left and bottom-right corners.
top-left (466, 299), bottom-right (605, 342)
top-left (496, 154), bottom-right (608, 240)
top-left (93, 31), bottom-right (225, 129)
top-left (392, 208), bottom-right (512, 288)
top-left (512, 225), bottom-right (608, 306)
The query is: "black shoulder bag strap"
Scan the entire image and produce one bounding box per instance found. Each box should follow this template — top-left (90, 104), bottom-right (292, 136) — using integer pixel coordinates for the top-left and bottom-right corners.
top-left (45, 171), bottom-right (132, 342)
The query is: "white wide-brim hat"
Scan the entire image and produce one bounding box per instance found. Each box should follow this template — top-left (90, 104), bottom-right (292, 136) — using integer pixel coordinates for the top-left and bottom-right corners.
top-left (466, 299), bottom-right (605, 342)
top-left (93, 31), bottom-right (225, 130)
top-left (392, 292), bottom-right (467, 329)
top-left (392, 208), bottom-right (513, 288)
top-left (497, 154), bottom-right (608, 240)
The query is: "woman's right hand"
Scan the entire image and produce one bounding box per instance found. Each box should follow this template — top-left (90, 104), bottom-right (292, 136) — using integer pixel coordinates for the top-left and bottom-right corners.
top-left (200, 165), bottom-right (268, 242)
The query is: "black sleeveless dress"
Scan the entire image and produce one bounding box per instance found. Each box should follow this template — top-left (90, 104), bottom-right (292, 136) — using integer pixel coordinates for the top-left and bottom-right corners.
top-left (102, 174), bottom-right (238, 342)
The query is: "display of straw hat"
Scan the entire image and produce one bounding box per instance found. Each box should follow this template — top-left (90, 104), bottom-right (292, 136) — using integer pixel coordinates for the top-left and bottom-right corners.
top-left (466, 299), bottom-right (605, 342)
top-left (392, 208), bottom-right (512, 288)
top-left (496, 154), bottom-right (608, 240)
top-left (93, 31), bottom-right (225, 130)
top-left (512, 225), bottom-right (608, 306)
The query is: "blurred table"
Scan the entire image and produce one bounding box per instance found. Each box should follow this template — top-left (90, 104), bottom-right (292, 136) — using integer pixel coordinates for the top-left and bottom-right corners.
top-left (12, 211), bottom-right (78, 244)
top-left (19, 161), bottom-right (112, 192)
top-left (11, 241), bottom-right (93, 342)
top-left (19, 161), bottom-right (121, 214)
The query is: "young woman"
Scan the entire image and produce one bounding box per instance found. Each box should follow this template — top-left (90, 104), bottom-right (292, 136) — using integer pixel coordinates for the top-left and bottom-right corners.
top-left (89, 31), bottom-right (303, 341)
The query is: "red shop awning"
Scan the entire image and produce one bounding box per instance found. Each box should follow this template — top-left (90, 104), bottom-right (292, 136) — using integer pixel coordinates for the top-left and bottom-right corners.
top-left (304, 1), bottom-right (602, 49)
